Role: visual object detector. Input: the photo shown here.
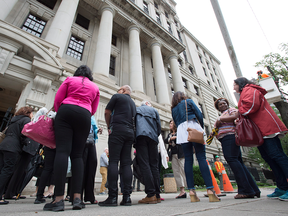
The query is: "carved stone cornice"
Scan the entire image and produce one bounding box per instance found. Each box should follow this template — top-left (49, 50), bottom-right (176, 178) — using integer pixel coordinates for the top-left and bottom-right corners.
top-left (32, 56), bottom-right (63, 81)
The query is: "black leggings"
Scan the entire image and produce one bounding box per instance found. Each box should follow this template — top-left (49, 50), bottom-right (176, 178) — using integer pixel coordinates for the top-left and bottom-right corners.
top-left (37, 147), bottom-right (56, 199)
top-left (53, 104), bottom-right (91, 196)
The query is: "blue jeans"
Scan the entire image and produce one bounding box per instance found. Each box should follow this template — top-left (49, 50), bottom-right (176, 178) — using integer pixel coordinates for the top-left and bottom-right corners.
top-left (219, 134), bottom-right (260, 195)
top-left (258, 136), bottom-right (288, 191)
top-left (181, 142), bottom-right (213, 190)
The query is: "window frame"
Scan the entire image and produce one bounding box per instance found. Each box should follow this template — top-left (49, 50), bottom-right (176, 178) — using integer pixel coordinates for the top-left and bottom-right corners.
top-left (109, 55), bottom-right (116, 76)
top-left (21, 13), bottom-right (47, 37)
top-left (66, 35), bottom-right (85, 61)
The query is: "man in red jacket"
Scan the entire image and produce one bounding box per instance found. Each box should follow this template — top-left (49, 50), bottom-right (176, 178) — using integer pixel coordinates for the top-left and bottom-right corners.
top-left (234, 77), bottom-right (288, 201)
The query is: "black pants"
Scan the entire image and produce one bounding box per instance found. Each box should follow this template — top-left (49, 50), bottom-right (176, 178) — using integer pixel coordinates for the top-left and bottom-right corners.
top-left (0, 150), bottom-right (20, 198)
top-left (82, 143), bottom-right (97, 202)
top-left (4, 151), bottom-right (32, 198)
top-left (136, 136), bottom-right (160, 198)
top-left (53, 104), bottom-right (91, 196)
top-left (108, 126), bottom-right (134, 198)
top-left (37, 147), bottom-right (56, 199)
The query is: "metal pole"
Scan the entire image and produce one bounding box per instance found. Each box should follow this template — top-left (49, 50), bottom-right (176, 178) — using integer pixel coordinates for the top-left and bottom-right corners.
top-left (210, 0), bottom-right (243, 78)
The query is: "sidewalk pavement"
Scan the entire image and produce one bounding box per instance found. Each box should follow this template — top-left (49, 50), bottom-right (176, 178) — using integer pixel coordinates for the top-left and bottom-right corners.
top-left (0, 188), bottom-right (287, 216)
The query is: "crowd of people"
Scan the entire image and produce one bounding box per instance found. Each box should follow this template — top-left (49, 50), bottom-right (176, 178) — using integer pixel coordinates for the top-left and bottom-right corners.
top-left (0, 65), bottom-right (288, 211)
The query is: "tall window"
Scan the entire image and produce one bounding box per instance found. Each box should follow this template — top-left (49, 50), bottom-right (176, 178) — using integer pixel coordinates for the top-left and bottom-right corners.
top-left (174, 20), bottom-right (178, 27)
top-left (213, 67), bottom-right (217, 75)
top-left (210, 73), bottom-right (215, 82)
top-left (182, 78), bottom-right (188, 89)
top-left (167, 22), bottom-right (172, 34)
top-left (199, 103), bottom-right (205, 118)
top-left (183, 51), bottom-right (188, 62)
top-left (22, 14), bottom-right (46, 37)
top-left (112, 35), bottom-right (117, 46)
top-left (154, 2), bottom-right (158, 9)
top-left (196, 44), bottom-right (199, 50)
top-left (189, 67), bottom-right (194, 75)
top-left (168, 68), bottom-right (172, 81)
top-left (207, 80), bottom-right (210, 85)
top-left (203, 51), bottom-right (207, 57)
top-left (210, 57), bottom-right (213, 63)
top-left (178, 58), bottom-right (183, 67)
top-left (206, 61), bottom-right (210, 69)
top-left (177, 31), bottom-right (182, 43)
top-left (75, 14), bottom-right (90, 30)
top-left (215, 86), bottom-right (218, 91)
top-left (199, 55), bottom-right (203, 63)
top-left (217, 79), bottom-right (222, 87)
top-left (109, 55), bottom-right (116, 76)
top-left (143, 2), bottom-right (149, 14)
top-left (151, 58), bottom-right (153, 68)
top-left (66, 36), bottom-right (85, 60)
top-left (37, 0), bottom-right (57, 10)
top-left (194, 85), bottom-right (199, 96)
top-left (202, 67), bottom-right (207, 76)
top-left (171, 87), bottom-right (174, 96)
top-left (165, 11), bottom-right (169, 18)
top-left (156, 12), bottom-right (161, 25)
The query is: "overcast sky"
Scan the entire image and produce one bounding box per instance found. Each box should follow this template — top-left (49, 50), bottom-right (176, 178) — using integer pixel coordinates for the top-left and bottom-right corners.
top-left (176, 0), bottom-right (288, 99)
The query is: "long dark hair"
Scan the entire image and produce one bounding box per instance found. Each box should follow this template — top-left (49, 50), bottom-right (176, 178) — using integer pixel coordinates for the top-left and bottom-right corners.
top-left (234, 77), bottom-right (255, 92)
top-left (171, 91), bottom-right (188, 110)
top-left (74, 65), bottom-right (93, 81)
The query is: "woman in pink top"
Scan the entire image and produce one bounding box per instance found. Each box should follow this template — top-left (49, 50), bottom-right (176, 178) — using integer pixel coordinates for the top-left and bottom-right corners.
top-left (44, 65), bottom-right (100, 212)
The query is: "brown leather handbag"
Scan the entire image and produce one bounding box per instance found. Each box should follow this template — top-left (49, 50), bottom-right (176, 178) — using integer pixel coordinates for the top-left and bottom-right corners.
top-left (185, 100), bottom-right (205, 144)
top-left (235, 114), bottom-right (264, 147)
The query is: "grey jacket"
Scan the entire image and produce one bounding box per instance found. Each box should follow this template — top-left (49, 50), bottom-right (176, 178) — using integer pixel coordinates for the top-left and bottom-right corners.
top-left (135, 104), bottom-right (161, 143)
top-left (100, 152), bottom-right (108, 167)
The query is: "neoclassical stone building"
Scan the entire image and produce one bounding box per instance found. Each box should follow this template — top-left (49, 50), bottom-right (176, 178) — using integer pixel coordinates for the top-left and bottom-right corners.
top-left (0, 0), bottom-right (262, 187)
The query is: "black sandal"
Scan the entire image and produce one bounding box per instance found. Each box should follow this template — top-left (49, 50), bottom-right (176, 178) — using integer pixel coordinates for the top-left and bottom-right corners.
top-left (234, 194), bottom-right (254, 199)
top-left (0, 199), bottom-right (9, 205)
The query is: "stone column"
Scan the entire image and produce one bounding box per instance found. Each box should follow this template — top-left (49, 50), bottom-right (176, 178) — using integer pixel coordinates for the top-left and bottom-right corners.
top-left (168, 52), bottom-right (185, 92)
top-left (45, 0), bottom-right (79, 57)
top-left (150, 39), bottom-right (170, 105)
top-left (128, 24), bottom-right (143, 93)
top-left (92, 6), bottom-right (115, 77)
top-left (0, 0), bottom-right (18, 20)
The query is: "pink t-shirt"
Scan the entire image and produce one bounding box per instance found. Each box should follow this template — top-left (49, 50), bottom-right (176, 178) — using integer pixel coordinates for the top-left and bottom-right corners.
top-left (54, 76), bottom-right (100, 115)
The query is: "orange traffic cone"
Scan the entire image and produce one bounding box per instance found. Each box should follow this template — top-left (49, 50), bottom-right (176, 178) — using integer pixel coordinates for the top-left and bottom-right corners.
top-left (206, 160), bottom-right (221, 195)
top-left (222, 169), bottom-right (234, 192)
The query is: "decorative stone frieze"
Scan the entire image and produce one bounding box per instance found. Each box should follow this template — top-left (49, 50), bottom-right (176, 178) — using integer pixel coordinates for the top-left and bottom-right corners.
top-left (0, 48), bottom-right (14, 75)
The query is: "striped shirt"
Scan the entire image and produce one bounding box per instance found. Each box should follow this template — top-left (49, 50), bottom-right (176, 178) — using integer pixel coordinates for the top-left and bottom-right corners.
top-left (216, 108), bottom-right (238, 140)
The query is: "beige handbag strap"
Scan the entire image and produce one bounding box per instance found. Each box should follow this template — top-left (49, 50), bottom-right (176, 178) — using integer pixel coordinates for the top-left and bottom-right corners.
top-left (1, 127), bottom-right (8, 133)
top-left (185, 100), bottom-right (188, 129)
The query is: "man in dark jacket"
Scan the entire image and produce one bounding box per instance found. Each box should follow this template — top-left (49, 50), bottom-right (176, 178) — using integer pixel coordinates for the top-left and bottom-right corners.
top-left (135, 101), bottom-right (161, 204)
top-left (99, 85), bottom-right (136, 207)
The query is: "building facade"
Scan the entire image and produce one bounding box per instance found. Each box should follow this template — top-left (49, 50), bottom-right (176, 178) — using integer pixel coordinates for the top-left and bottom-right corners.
top-left (0, 0), bottom-right (263, 187)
